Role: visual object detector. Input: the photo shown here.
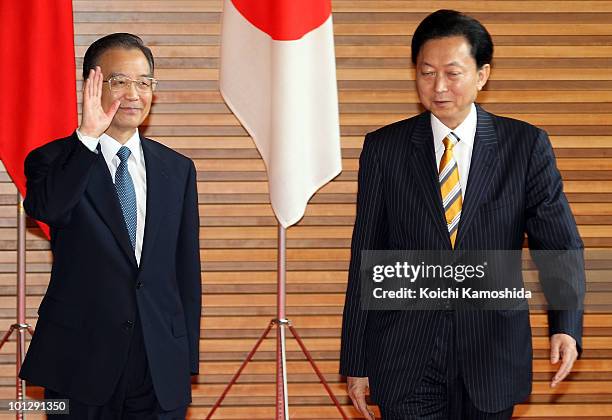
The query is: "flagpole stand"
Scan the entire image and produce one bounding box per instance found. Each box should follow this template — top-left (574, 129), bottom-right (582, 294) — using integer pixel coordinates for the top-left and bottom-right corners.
top-left (0, 194), bottom-right (34, 419)
top-left (206, 224), bottom-right (348, 420)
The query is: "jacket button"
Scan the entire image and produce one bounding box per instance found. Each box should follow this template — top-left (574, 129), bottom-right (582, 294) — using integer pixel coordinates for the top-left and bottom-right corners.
top-left (123, 320), bottom-right (134, 330)
top-left (136, 282), bottom-right (143, 289)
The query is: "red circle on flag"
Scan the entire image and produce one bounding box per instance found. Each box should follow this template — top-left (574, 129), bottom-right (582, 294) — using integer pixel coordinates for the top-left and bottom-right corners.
top-left (231, 0), bottom-right (332, 41)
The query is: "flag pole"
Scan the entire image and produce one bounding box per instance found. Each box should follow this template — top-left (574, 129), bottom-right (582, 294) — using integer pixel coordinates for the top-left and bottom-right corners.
top-left (206, 219), bottom-right (349, 420)
top-left (0, 194), bottom-right (34, 419)
top-left (276, 224), bottom-right (289, 420)
top-left (16, 194), bottom-right (29, 419)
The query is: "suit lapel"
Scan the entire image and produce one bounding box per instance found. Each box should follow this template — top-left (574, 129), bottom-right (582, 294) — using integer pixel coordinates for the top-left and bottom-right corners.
top-left (455, 105), bottom-right (499, 248)
top-left (138, 137), bottom-right (172, 271)
top-left (408, 113), bottom-right (450, 246)
top-left (85, 151), bottom-right (138, 266)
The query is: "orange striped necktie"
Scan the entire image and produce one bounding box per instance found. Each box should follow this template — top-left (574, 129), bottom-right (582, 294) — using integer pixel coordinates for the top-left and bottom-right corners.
top-left (439, 132), bottom-right (462, 248)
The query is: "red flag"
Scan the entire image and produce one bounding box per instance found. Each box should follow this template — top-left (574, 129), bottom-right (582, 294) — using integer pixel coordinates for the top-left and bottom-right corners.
top-left (0, 1), bottom-right (77, 237)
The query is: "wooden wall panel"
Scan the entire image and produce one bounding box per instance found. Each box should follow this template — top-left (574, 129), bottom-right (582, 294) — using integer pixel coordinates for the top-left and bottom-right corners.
top-left (0, 0), bottom-right (608, 418)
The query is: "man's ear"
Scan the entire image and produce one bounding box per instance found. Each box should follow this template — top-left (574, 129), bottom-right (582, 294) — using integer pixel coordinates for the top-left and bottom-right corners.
top-left (477, 64), bottom-right (491, 91)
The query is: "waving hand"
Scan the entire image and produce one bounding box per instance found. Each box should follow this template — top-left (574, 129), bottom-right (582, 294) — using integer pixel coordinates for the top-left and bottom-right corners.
top-left (78, 66), bottom-right (120, 138)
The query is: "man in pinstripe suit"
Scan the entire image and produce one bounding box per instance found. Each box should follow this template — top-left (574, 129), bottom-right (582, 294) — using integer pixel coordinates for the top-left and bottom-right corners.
top-left (340, 10), bottom-right (585, 419)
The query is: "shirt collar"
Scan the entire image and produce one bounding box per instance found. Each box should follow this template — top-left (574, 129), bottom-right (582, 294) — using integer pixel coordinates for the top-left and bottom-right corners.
top-left (431, 103), bottom-right (477, 150)
top-left (100, 129), bottom-right (142, 164)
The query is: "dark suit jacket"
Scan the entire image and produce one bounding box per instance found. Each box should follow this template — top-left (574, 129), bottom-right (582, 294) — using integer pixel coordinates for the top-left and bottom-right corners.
top-left (339, 105), bottom-right (585, 412)
top-left (19, 132), bottom-right (201, 411)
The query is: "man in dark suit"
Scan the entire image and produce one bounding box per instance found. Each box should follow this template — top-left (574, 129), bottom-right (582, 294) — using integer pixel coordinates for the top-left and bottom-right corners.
top-left (19, 33), bottom-right (201, 419)
top-left (340, 10), bottom-right (584, 419)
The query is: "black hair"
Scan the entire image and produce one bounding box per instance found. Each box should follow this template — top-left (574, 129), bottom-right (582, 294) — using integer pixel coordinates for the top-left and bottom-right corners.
top-left (411, 10), bottom-right (493, 68)
top-left (82, 33), bottom-right (154, 80)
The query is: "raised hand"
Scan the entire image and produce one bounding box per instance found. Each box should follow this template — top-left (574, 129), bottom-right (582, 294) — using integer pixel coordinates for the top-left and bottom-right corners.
top-left (78, 66), bottom-right (120, 138)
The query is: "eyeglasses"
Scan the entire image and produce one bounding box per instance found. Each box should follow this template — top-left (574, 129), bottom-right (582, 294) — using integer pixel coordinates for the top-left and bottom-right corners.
top-left (105, 76), bottom-right (158, 93)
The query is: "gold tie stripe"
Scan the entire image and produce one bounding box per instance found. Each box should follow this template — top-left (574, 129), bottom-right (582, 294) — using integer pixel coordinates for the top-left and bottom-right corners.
top-left (439, 132), bottom-right (462, 248)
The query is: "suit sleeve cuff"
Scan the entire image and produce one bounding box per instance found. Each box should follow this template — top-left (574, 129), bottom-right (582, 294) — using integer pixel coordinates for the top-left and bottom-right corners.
top-left (339, 359), bottom-right (368, 378)
top-left (548, 310), bottom-right (583, 358)
top-left (76, 129), bottom-right (100, 153)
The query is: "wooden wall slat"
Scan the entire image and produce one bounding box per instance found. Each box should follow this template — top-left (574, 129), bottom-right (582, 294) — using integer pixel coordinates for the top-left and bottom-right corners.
top-left (70, 1), bottom-right (612, 14)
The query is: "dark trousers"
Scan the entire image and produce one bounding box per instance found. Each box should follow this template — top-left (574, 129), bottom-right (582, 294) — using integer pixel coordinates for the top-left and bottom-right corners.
top-left (46, 318), bottom-right (187, 420)
top-left (380, 312), bottom-right (514, 420)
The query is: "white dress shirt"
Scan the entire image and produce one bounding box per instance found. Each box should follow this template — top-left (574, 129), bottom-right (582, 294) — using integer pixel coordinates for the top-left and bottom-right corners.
top-left (431, 103), bottom-right (477, 199)
top-left (76, 129), bottom-right (147, 265)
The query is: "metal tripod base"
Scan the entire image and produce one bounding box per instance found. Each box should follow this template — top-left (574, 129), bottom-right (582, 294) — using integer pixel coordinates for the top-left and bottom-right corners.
top-left (205, 318), bottom-right (348, 420)
top-left (0, 324), bottom-right (34, 346)
top-left (0, 323), bottom-right (34, 420)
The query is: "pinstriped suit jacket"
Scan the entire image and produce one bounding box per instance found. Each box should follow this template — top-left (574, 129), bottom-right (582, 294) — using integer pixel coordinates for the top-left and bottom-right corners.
top-left (339, 105), bottom-right (585, 412)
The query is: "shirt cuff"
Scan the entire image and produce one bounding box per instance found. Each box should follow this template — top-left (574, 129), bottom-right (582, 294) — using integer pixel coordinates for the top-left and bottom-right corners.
top-left (76, 129), bottom-right (100, 153)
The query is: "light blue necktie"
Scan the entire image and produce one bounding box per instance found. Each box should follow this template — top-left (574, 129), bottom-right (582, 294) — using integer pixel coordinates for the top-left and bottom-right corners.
top-left (115, 146), bottom-right (137, 250)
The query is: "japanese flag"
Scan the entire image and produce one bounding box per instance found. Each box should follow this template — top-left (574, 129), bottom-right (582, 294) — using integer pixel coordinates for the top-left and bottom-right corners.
top-left (220, 0), bottom-right (342, 227)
